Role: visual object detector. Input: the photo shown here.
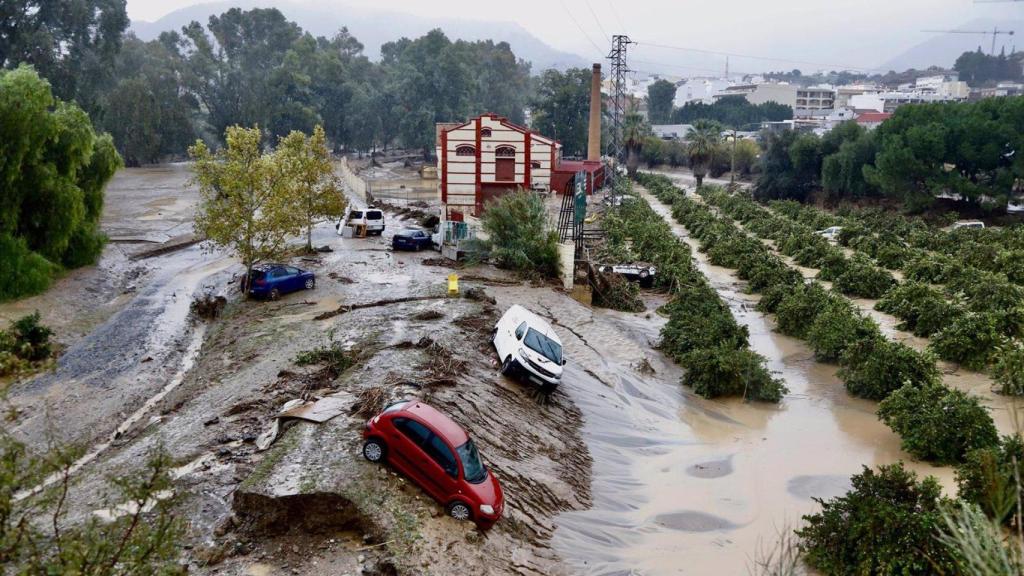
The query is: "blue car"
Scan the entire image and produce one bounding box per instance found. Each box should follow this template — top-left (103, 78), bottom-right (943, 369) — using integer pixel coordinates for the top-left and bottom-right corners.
top-left (242, 264), bottom-right (316, 300)
top-left (392, 228), bottom-right (433, 251)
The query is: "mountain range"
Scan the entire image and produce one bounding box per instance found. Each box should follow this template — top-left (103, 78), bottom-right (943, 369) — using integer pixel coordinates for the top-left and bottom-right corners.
top-left (130, 0), bottom-right (589, 72)
top-left (878, 18), bottom-right (1023, 72)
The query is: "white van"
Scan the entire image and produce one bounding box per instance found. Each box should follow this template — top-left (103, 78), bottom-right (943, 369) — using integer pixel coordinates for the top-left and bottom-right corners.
top-left (338, 207), bottom-right (385, 236)
top-left (492, 305), bottom-right (565, 390)
top-left (951, 220), bottom-right (985, 231)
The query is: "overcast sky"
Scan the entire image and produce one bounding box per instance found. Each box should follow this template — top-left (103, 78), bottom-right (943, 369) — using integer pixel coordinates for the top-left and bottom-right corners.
top-left (126, 0), bottom-right (1023, 72)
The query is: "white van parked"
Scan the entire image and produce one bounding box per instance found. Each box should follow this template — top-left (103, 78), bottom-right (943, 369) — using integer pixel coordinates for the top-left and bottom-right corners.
top-left (337, 207), bottom-right (385, 236)
top-left (492, 305), bottom-right (566, 390)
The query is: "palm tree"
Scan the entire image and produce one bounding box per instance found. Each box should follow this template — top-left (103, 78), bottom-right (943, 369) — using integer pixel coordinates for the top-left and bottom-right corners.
top-left (623, 113), bottom-right (649, 178)
top-left (686, 120), bottom-right (722, 188)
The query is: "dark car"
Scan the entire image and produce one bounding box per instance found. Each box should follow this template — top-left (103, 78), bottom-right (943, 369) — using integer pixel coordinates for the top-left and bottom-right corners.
top-left (241, 264), bottom-right (315, 300)
top-left (362, 400), bottom-right (504, 528)
top-left (391, 228), bottom-right (433, 251)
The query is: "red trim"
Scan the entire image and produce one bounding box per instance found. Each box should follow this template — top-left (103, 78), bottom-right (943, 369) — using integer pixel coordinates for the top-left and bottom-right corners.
top-left (440, 128), bottom-right (448, 203)
top-left (475, 117), bottom-right (482, 214)
top-left (524, 131), bottom-right (531, 189)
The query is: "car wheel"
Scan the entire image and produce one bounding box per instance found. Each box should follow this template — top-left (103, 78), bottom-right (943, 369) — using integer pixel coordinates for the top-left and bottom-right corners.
top-left (363, 438), bottom-right (386, 463)
top-left (500, 355), bottom-right (515, 375)
top-left (269, 288), bottom-right (281, 301)
top-left (446, 501), bottom-right (472, 522)
top-left (305, 278), bottom-right (315, 290)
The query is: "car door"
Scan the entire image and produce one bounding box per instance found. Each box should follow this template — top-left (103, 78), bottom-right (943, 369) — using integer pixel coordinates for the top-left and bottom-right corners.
top-left (284, 267), bottom-right (302, 292)
top-left (418, 431), bottom-right (461, 501)
top-left (389, 417), bottom-right (434, 489)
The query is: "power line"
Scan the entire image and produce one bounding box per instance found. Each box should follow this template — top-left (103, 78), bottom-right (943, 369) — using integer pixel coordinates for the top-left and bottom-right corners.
top-left (582, 0), bottom-right (609, 41)
top-left (634, 40), bottom-right (887, 73)
top-left (560, 0), bottom-right (605, 58)
top-left (607, 0), bottom-right (627, 33)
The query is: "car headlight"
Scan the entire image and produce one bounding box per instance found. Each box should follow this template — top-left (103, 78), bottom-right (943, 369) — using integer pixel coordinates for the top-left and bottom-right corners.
top-left (480, 504), bottom-right (494, 515)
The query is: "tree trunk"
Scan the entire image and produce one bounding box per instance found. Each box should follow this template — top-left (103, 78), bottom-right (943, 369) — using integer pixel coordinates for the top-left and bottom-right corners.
top-left (306, 225), bottom-right (313, 253)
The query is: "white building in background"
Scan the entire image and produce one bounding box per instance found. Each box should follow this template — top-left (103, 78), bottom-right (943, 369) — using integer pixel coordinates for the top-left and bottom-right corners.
top-left (676, 77), bottom-right (734, 105)
top-left (651, 124), bottom-right (694, 140)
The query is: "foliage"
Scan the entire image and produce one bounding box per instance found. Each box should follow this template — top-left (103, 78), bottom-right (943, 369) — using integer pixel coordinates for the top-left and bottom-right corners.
top-left (623, 113), bottom-right (649, 177)
top-left (878, 382), bottom-right (999, 464)
top-left (930, 312), bottom-right (1007, 371)
top-left (295, 346), bottom-right (354, 377)
top-left (686, 120), bottom-right (722, 187)
top-left (530, 68), bottom-right (595, 158)
top-left (754, 130), bottom-right (817, 202)
top-left (806, 299), bottom-right (879, 362)
top-left (0, 0), bottom-right (128, 114)
top-left (671, 95), bottom-right (792, 127)
top-left (0, 311), bottom-right (55, 378)
top-left (277, 125), bottom-right (347, 251)
top-left (191, 125), bottom-right (303, 289)
top-left (830, 255), bottom-right (895, 299)
top-left (994, 345), bottom-right (1024, 396)
top-left (0, 66), bottom-right (121, 301)
top-left (875, 281), bottom-right (961, 337)
top-left (838, 337), bottom-right (939, 400)
top-left (646, 79), bottom-right (675, 125)
top-left (937, 501), bottom-right (1024, 576)
top-left (797, 463), bottom-right (956, 576)
top-left (479, 190), bottom-right (560, 279)
top-left (955, 48), bottom-right (1024, 86)
top-left (773, 282), bottom-right (832, 339)
top-left (0, 435), bottom-right (185, 574)
top-left (956, 435), bottom-right (1024, 526)
top-left (680, 345), bottom-right (786, 403)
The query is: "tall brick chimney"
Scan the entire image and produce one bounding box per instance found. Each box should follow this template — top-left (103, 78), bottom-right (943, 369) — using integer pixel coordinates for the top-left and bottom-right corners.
top-left (587, 63), bottom-right (602, 162)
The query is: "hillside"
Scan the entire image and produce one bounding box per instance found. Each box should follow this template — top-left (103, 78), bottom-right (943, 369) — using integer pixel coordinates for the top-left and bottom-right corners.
top-left (879, 18), bottom-right (1024, 72)
top-left (130, 0), bottom-right (588, 71)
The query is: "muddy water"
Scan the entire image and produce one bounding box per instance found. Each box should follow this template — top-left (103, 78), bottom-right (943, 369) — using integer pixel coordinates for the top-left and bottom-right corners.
top-left (544, 187), bottom-right (963, 575)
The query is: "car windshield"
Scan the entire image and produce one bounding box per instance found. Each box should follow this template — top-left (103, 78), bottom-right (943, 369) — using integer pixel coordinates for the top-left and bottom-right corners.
top-left (524, 327), bottom-right (562, 363)
top-left (456, 439), bottom-right (487, 484)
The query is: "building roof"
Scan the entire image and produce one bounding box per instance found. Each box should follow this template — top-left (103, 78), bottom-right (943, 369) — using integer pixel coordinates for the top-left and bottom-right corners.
top-left (555, 159), bottom-right (604, 175)
top-left (435, 113), bottom-right (559, 147)
top-left (856, 112), bottom-right (892, 124)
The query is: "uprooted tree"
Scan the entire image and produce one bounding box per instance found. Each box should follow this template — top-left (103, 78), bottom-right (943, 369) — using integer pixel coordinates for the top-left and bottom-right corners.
top-left (191, 125), bottom-right (305, 292)
top-left (479, 189), bottom-right (561, 280)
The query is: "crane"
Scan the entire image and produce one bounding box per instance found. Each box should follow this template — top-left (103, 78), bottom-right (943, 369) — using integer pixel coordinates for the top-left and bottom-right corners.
top-left (921, 27), bottom-right (1016, 55)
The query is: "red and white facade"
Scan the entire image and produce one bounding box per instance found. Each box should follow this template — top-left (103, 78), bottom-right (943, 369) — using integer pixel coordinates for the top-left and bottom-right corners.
top-left (437, 114), bottom-right (561, 218)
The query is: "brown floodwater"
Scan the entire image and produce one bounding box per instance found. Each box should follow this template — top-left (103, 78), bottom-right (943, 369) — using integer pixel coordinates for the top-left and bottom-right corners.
top-left (540, 186), bottom-right (1005, 575)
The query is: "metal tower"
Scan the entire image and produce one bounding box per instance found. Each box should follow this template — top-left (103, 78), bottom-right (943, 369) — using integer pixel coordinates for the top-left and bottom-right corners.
top-left (607, 34), bottom-right (633, 180)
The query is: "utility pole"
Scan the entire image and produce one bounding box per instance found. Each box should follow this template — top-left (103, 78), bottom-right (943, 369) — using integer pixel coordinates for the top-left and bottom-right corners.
top-left (607, 34), bottom-right (633, 185)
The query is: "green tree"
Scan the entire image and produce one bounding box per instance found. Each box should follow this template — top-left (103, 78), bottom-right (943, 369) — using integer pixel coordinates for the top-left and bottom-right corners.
top-left (480, 190), bottom-right (560, 279)
top-left (277, 125), bottom-right (347, 252)
top-left (531, 68), bottom-right (593, 158)
top-left (0, 66), bottom-right (121, 301)
top-left (672, 95), bottom-right (792, 126)
top-left (686, 120), bottom-right (722, 187)
top-left (646, 79), bottom-right (676, 124)
top-left (190, 126), bottom-right (302, 294)
top-left (623, 113), bottom-right (649, 177)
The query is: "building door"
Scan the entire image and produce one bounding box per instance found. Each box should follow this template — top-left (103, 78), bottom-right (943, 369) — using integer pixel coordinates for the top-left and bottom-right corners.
top-left (495, 158), bottom-right (515, 181)
top-left (494, 145), bottom-right (516, 182)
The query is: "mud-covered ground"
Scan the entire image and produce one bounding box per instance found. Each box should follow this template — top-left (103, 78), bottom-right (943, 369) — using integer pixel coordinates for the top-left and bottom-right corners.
top-left (9, 162), bottom-right (1007, 576)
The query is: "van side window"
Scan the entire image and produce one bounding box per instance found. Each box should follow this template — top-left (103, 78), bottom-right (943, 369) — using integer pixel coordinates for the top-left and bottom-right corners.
top-left (515, 322), bottom-right (528, 339)
top-left (424, 434), bottom-right (458, 477)
top-left (393, 418), bottom-right (431, 447)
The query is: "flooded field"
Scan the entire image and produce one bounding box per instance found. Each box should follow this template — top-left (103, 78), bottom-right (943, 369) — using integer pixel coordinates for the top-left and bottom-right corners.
top-left (6, 163), bottom-right (1004, 575)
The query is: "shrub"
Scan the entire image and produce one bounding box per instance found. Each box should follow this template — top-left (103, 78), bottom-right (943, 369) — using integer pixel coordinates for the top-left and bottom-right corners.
top-left (956, 435), bottom-right (1024, 525)
top-left (480, 190), bottom-right (561, 279)
top-left (680, 345), bottom-right (787, 402)
top-left (756, 282), bottom-right (792, 314)
top-left (831, 255), bottom-right (895, 299)
top-left (0, 311), bottom-right (55, 377)
top-left (797, 463), bottom-right (956, 576)
top-left (878, 382), bottom-right (999, 464)
top-left (930, 312), bottom-right (1007, 371)
top-left (0, 234), bottom-right (59, 302)
top-left (874, 242), bottom-right (909, 270)
top-left (774, 282), bottom-right (832, 338)
top-left (994, 345), bottom-right (1024, 396)
top-left (875, 281), bottom-right (962, 337)
top-left (839, 338), bottom-right (939, 400)
top-left (815, 249), bottom-right (849, 281)
top-left (806, 300), bottom-right (880, 362)
top-left (295, 346), bottom-right (353, 377)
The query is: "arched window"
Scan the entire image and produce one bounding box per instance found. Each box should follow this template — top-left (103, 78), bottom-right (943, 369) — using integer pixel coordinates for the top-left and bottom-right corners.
top-left (455, 144), bottom-right (475, 157)
top-left (495, 146), bottom-right (516, 157)
top-left (530, 161), bottom-right (541, 169)
top-left (480, 128), bottom-right (492, 137)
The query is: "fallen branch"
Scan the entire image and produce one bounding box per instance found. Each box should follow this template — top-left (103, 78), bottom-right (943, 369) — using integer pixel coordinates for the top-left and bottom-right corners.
top-left (314, 295), bottom-right (448, 320)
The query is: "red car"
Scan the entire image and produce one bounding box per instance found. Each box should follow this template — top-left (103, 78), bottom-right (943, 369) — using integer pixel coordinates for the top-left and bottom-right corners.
top-left (362, 400), bottom-right (503, 528)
